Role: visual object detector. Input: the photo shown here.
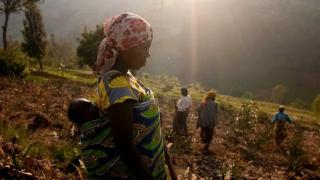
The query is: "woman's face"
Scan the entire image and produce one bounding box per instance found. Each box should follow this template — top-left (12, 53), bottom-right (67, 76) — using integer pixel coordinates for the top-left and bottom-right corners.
top-left (120, 41), bottom-right (151, 70)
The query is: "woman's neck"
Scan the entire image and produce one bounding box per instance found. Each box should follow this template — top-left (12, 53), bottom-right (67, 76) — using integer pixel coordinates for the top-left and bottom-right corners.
top-left (111, 57), bottom-right (128, 74)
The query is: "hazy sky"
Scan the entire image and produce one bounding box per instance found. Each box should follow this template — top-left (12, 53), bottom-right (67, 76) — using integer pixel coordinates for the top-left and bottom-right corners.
top-left (2, 0), bottom-right (320, 100)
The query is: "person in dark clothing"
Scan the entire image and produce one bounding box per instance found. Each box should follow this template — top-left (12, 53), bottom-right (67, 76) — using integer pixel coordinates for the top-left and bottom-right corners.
top-left (197, 91), bottom-right (218, 151)
top-left (271, 105), bottom-right (292, 146)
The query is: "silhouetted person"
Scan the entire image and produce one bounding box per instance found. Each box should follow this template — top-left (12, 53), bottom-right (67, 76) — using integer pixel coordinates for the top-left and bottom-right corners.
top-left (271, 105), bottom-right (292, 146)
top-left (197, 91), bottom-right (218, 151)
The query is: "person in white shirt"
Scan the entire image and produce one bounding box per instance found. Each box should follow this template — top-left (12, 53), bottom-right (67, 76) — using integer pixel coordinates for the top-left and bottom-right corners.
top-left (173, 87), bottom-right (192, 135)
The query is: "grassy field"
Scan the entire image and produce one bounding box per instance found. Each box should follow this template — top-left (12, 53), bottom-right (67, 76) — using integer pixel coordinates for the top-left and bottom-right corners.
top-left (1, 68), bottom-right (319, 179)
top-left (37, 68), bottom-right (319, 127)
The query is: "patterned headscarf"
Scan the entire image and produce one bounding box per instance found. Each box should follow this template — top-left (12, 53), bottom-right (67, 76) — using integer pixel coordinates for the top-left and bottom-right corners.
top-left (93, 13), bottom-right (153, 75)
top-left (206, 91), bottom-right (216, 100)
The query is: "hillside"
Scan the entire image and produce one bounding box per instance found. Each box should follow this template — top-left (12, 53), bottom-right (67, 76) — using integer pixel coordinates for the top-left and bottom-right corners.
top-left (1, 0), bottom-right (320, 103)
top-left (0, 70), bottom-right (319, 179)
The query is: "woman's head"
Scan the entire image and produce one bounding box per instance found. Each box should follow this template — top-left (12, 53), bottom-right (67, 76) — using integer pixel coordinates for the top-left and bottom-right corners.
top-left (278, 105), bottom-right (285, 112)
top-left (94, 13), bottom-right (153, 75)
top-left (181, 87), bottom-right (188, 96)
top-left (206, 91), bottom-right (216, 101)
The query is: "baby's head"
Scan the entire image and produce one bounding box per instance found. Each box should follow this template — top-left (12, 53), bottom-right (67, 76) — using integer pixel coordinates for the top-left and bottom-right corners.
top-left (68, 98), bottom-right (99, 125)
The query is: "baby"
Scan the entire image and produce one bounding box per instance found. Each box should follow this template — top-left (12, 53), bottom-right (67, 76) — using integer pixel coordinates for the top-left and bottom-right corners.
top-left (67, 98), bottom-right (100, 125)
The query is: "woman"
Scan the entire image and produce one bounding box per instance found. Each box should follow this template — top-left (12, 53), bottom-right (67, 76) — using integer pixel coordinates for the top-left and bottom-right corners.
top-left (80, 13), bottom-right (176, 179)
top-left (173, 87), bottom-right (192, 135)
top-left (197, 91), bottom-right (218, 151)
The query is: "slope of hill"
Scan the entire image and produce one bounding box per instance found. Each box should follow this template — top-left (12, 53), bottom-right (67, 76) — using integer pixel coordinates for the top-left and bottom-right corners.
top-left (0, 70), bottom-right (319, 179)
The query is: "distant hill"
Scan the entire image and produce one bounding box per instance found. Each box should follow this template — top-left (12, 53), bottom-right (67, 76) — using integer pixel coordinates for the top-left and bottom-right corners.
top-left (1, 0), bottom-right (320, 103)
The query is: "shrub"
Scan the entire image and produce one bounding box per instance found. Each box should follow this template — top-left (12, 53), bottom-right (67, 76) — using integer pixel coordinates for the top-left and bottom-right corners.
top-left (311, 95), bottom-right (320, 115)
top-left (226, 102), bottom-right (259, 145)
top-left (281, 128), bottom-right (306, 172)
top-left (270, 84), bottom-right (288, 104)
top-left (226, 102), bottom-right (272, 161)
top-left (0, 48), bottom-right (30, 76)
top-left (289, 98), bottom-right (308, 109)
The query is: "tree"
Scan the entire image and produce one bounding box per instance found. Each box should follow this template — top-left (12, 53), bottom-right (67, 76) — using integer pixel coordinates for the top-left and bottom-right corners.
top-left (271, 84), bottom-right (288, 104)
top-left (76, 25), bottom-right (104, 67)
top-left (0, 0), bottom-right (41, 49)
top-left (311, 94), bottom-right (320, 115)
top-left (21, 1), bottom-right (47, 70)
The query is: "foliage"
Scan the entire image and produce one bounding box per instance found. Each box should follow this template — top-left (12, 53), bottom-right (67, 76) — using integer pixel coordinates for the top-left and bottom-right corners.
top-left (21, 0), bottom-right (47, 71)
top-left (0, 0), bottom-right (42, 49)
top-left (168, 131), bottom-right (193, 154)
top-left (0, 47), bottom-right (30, 76)
top-left (311, 94), bottom-right (320, 115)
top-left (241, 91), bottom-right (255, 100)
top-left (26, 142), bottom-right (51, 158)
top-left (0, 121), bottom-right (28, 142)
top-left (226, 102), bottom-right (259, 145)
top-left (271, 84), bottom-right (288, 104)
top-left (289, 98), bottom-right (309, 110)
top-left (219, 159), bottom-right (240, 179)
top-left (52, 144), bottom-right (80, 168)
top-left (226, 102), bottom-right (273, 161)
top-left (281, 127), bottom-right (306, 172)
top-left (45, 33), bottom-right (77, 68)
top-left (76, 25), bottom-right (104, 67)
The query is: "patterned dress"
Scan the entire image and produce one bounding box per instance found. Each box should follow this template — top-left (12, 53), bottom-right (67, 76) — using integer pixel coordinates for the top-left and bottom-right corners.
top-left (80, 70), bottom-right (167, 179)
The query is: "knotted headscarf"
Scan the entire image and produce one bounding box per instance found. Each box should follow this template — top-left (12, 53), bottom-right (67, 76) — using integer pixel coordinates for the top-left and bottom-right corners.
top-left (93, 13), bottom-right (153, 75)
top-left (206, 91), bottom-right (216, 100)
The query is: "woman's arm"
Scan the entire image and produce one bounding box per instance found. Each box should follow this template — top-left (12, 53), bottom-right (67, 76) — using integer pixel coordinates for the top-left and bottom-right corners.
top-left (108, 100), bottom-right (155, 180)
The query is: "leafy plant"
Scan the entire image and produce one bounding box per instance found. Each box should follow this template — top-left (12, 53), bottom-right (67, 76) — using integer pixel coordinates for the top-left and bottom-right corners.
top-left (311, 94), bottom-right (320, 115)
top-left (226, 102), bottom-right (273, 161)
top-left (281, 128), bottom-right (306, 172)
top-left (0, 47), bottom-right (30, 76)
top-left (226, 102), bottom-right (259, 145)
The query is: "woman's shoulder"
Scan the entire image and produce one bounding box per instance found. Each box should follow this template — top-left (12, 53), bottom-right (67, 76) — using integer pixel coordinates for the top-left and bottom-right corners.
top-left (102, 70), bottom-right (131, 88)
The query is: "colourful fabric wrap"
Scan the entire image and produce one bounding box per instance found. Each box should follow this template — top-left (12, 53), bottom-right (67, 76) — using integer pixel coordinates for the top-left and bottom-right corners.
top-left (80, 70), bottom-right (167, 179)
top-left (93, 13), bottom-right (153, 75)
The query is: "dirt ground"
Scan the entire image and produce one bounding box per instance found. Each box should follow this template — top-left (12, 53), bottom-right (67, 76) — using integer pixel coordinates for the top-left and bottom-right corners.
top-left (0, 75), bottom-right (319, 179)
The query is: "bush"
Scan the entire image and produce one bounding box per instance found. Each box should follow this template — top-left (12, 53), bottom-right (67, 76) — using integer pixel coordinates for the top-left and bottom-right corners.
top-left (311, 95), bottom-right (320, 115)
top-left (289, 98), bottom-right (309, 109)
top-left (281, 128), bottom-right (306, 172)
top-left (226, 102), bottom-right (259, 145)
top-left (0, 48), bottom-right (30, 76)
top-left (226, 102), bottom-right (272, 161)
top-left (270, 84), bottom-right (288, 104)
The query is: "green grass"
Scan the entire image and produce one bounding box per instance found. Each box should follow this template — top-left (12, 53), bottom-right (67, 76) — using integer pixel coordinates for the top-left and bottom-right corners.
top-left (24, 74), bottom-right (50, 83)
top-left (26, 68), bottom-right (320, 127)
top-left (45, 67), bottom-right (96, 84)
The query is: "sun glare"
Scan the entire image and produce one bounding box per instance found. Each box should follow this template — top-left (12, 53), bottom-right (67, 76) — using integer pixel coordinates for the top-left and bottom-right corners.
top-left (190, 0), bottom-right (198, 82)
